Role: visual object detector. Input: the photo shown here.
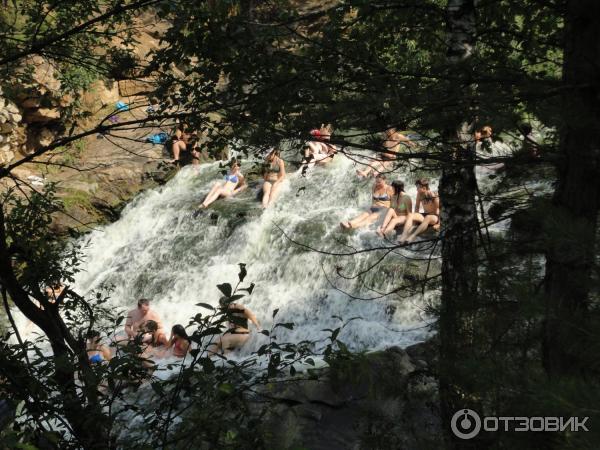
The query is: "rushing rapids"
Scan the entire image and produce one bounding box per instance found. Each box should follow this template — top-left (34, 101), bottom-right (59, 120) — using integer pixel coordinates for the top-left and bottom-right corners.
top-left (71, 151), bottom-right (436, 355)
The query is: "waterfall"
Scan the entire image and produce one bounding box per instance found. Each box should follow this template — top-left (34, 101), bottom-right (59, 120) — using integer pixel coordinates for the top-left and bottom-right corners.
top-left (71, 152), bottom-right (434, 356)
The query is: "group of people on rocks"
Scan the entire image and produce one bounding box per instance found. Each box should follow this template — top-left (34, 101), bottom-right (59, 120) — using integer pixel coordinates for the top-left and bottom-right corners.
top-left (185, 121), bottom-right (441, 242)
top-left (86, 297), bottom-right (261, 366)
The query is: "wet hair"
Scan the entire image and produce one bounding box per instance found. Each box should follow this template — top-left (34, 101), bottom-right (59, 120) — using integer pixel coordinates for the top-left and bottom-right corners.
top-left (375, 173), bottom-right (387, 180)
top-left (391, 180), bottom-right (405, 194)
top-left (144, 320), bottom-right (158, 333)
top-left (230, 158), bottom-right (240, 168)
top-left (172, 324), bottom-right (190, 341)
top-left (480, 126), bottom-right (492, 138)
top-left (86, 330), bottom-right (100, 340)
top-left (266, 148), bottom-right (280, 160)
top-left (416, 178), bottom-right (429, 188)
top-left (138, 298), bottom-right (150, 307)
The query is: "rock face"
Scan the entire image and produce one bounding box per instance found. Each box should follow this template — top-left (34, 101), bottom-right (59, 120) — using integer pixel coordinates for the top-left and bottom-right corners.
top-left (253, 344), bottom-right (442, 450)
top-left (0, 90), bottom-right (19, 165)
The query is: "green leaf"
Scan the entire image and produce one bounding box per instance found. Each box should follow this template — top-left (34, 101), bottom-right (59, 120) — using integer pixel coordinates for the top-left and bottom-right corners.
top-left (195, 302), bottom-right (215, 310)
top-left (218, 383), bottom-right (234, 394)
top-left (331, 328), bottom-right (340, 342)
top-left (238, 263), bottom-right (247, 282)
top-left (217, 283), bottom-right (232, 297)
top-left (240, 282), bottom-right (255, 295)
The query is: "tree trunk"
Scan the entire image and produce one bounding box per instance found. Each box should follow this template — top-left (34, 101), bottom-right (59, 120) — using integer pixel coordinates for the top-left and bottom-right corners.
top-left (438, 0), bottom-right (481, 447)
top-left (0, 208), bottom-right (111, 449)
top-left (543, 0), bottom-right (600, 378)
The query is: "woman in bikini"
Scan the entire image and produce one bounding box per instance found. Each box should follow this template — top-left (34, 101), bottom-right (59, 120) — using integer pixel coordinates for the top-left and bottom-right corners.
top-left (208, 300), bottom-right (261, 355)
top-left (399, 178), bottom-right (441, 243)
top-left (261, 149), bottom-right (286, 208)
top-left (166, 324), bottom-right (191, 358)
top-left (199, 159), bottom-right (247, 208)
top-left (340, 173), bottom-right (394, 229)
top-left (377, 180), bottom-right (413, 237)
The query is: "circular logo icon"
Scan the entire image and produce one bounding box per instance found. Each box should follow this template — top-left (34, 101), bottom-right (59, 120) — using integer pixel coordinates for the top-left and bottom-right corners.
top-left (451, 409), bottom-right (481, 440)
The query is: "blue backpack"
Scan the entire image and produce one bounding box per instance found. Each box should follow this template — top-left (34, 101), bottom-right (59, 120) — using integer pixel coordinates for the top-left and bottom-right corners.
top-left (146, 132), bottom-right (169, 145)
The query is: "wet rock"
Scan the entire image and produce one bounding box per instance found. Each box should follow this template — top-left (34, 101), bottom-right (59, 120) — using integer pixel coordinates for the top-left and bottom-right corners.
top-left (254, 344), bottom-right (442, 450)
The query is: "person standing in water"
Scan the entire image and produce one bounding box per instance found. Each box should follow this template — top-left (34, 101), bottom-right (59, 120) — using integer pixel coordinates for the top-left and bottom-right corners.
top-left (377, 180), bottom-right (412, 237)
top-left (340, 173), bottom-right (394, 229)
top-left (199, 159), bottom-right (247, 208)
top-left (260, 148), bottom-right (286, 208)
top-left (208, 299), bottom-right (261, 355)
top-left (398, 178), bottom-right (440, 243)
top-left (124, 298), bottom-right (164, 342)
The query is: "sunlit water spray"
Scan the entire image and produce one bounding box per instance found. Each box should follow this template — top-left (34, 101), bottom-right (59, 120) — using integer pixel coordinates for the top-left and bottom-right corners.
top-left (67, 152), bottom-right (435, 358)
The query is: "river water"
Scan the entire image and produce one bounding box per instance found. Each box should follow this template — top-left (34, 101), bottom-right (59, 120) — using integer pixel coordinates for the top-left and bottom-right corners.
top-left (69, 151), bottom-right (436, 356)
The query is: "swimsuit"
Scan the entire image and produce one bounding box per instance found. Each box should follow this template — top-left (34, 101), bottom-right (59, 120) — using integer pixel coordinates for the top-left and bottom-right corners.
top-left (89, 353), bottom-right (103, 364)
top-left (372, 192), bottom-right (390, 202)
top-left (371, 190), bottom-right (391, 213)
top-left (228, 305), bottom-right (250, 333)
top-left (423, 212), bottom-right (440, 224)
top-left (224, 173), bottom-right (240, 183)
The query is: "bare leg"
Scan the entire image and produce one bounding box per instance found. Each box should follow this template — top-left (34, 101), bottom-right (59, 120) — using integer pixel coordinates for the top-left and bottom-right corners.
top-left (219, 333), bottom-right (250, 354)
top-left (378, 209), bottom-right (397, 236)
top-left (172, 141), bottom-right (186, 162)
top-left (383, 215), bottom-right (407, 236)
top-left (406, 215), bottom-right (438, 242)
top-left (399, 213), bottom-right (422, 242)
top-left (201, 184), bottom-right (225, 208)
top-left (267, 181), bottom-right (284, 207)
top-left (262, 181), bottom-right (273, 208)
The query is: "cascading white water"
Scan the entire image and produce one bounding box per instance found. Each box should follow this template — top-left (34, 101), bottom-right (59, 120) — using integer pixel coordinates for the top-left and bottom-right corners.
top-left (71, 152), bottom-right (434, 356)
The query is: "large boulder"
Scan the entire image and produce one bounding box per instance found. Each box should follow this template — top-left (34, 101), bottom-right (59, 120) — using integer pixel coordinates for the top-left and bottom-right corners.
top-left (253, 345), bottom-right (442, 450)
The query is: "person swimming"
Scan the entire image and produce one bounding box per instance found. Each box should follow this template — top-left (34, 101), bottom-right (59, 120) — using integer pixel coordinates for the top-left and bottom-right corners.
top-left (199, 159), bottom-right (247, 208)
top-left (340, 173), bottom-right (394, 229)
top-left (260, 148), bottom-right (286, 208)
top-left (377, 180), bottom-right (413, 237)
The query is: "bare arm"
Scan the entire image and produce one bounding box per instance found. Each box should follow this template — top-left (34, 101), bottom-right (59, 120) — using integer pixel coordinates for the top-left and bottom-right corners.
top-left (233, 175), bottom-right (247, 194)
top-left (124, 311), bottom-right (134, 338)
top-left (276, 158), bottom-right (286, 182)
top-left (243, 307), bottom-right (261, 329)
top-left (414, 193), bottom-right (421, 213)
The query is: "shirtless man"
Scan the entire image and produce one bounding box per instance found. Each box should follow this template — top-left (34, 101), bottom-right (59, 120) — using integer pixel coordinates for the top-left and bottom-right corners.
top-left (356, 127), bottom-right (415, 177)
top-left (399, 178), bottom-right (441, 243)
top-left (124, 298), bottom-right (164, 341)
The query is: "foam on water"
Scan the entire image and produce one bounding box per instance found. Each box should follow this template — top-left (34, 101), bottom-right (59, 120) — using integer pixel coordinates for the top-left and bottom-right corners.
top-left (66, 154), bottom-right (433, 355)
